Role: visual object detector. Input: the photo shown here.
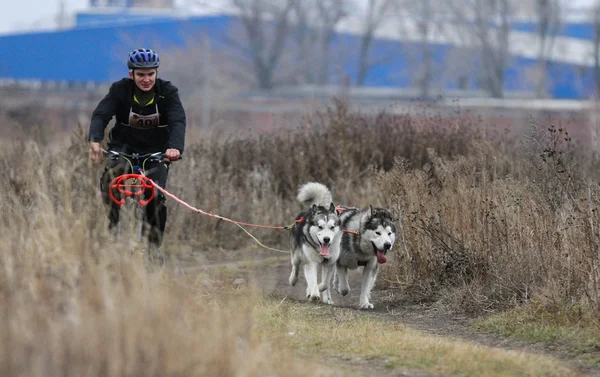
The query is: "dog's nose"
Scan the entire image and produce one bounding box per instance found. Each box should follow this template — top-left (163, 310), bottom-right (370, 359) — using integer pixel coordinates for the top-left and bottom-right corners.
top-left (323, 237), bottom-right (330, 244)
top-left (383, 243), bottom-right (391, 251)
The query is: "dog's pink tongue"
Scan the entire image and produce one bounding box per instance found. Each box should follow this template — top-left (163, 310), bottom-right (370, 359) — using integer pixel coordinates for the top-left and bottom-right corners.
top-left (376, 250), bottom-right (387, 264)
top-left (320, 244), bottom-right (330, 256)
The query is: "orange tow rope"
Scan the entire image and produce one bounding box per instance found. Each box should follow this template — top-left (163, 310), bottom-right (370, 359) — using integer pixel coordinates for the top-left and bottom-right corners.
top-left (145, 176), bottom-right (293, 230)
top-left (140, 173), bottom-right (294, 253)
top-left (140, 173), bottom-right (360, 252)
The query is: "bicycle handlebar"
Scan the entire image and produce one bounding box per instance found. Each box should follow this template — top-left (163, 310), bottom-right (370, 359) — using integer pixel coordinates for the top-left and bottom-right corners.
top-left (103, 150), bottom-right (182, 162)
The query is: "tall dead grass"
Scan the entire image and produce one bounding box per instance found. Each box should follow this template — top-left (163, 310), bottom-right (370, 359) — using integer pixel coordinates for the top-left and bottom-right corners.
top-left (3, 97), bottom-right (599, 373)
top-left (0, 133), bottom-right (330, 376)
top-left (164, 100), bottom-right (496, 249)
top-left (376, 122), bottom-right (600, 315)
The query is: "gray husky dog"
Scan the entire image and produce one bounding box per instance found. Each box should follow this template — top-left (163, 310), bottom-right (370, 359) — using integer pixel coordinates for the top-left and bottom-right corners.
top-left (288, 182), bottom-right (341, 304)
top-left (328, 205), bottom-right (396, 309)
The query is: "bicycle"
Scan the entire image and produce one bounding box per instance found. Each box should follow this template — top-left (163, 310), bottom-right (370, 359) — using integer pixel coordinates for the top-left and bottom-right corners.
top-left (103, 150), bottom-right (180, 267)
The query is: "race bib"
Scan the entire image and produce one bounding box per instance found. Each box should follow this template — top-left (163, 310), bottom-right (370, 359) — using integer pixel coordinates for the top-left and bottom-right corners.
top-left (128, 103), bottom-right (161, 129)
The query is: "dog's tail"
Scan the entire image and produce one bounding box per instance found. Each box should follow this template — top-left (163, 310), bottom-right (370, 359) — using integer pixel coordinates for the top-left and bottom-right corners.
top-left (297, 182), bottom-right (333, 208)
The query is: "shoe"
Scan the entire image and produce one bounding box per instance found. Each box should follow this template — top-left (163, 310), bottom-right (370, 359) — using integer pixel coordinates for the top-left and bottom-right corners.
top-left (146, 244), bottom-right (165, 268)
top-left (108, 222), bottom-right (121, 240)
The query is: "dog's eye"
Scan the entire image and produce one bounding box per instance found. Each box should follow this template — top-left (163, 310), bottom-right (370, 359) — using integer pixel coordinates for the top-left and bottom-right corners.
top-left (376, 232), bottom-right (381, 235)
top-left (318, 225), bottom-right (324, 230)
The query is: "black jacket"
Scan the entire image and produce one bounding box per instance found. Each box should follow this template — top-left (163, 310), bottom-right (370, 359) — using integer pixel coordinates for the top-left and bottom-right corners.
top-left (89, 78), bottom-right (186, 153)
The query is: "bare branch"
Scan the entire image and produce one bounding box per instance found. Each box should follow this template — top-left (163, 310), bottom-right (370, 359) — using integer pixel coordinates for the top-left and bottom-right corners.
top-left (445, 0), bottom-right (513, 97)
top-left (316, 0), bottom-right (349, 84)
top-left (356, 0), bottom-right (395, 86)
top-left (228, 0), bottom-right (298, 89)
top-left (399, 0), bottom-right (437, 98)
top-left (594, 1), bottom-right (600, 97)
top-left (533, 0), bottom-right (561, 97)
top-left (290, 0), bottom-right (349, 85)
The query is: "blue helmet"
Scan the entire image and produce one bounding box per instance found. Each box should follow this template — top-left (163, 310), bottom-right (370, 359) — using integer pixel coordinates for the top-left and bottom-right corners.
top-left (127, 48), bottom-right (160, 69)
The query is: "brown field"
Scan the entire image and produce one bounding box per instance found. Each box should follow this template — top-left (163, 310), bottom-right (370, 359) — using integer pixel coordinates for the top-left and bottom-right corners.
top-left (1, 97), bottom-right (600, 376)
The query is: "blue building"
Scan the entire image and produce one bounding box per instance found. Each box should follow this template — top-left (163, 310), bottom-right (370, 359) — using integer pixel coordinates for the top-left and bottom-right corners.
top-left (0, 4), bottom-right (596, 100)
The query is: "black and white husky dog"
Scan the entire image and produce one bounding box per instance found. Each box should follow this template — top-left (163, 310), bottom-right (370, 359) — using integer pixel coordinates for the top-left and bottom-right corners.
top-left (288, 182), bottom-right (341, 304)
top-left (329, 205), bottom-right (396, 309)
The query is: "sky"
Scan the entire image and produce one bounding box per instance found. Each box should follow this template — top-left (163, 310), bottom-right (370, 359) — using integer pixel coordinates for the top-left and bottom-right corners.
top-left (0, 0), bottom-right (88, 34)
top-left (0, 0), bottom-right (233, 34)
top-left (0, 0), bottom-right (598, 36)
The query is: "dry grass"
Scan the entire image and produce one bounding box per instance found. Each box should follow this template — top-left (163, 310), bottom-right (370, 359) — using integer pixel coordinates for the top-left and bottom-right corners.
top-left (162, 99), bottom-right (498, 250)
top-left (374, 121), bottom-right (600, 319)
top-left (0, 136), bottom-right (335, 377)
top-left (5, 103), bottom-right (599, 316)
top-left (255, 298), bottom-right (577, 377)
top-left (473, 304), bottom-right (600, 364)
top-left (2, 98), bottom-right (600, 374)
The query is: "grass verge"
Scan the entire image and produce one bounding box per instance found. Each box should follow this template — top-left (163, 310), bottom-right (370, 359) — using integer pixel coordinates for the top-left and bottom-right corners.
top-left (473, 305), bottom-right (600, 364)
top-left (253, 296), bottom-right (579, 377)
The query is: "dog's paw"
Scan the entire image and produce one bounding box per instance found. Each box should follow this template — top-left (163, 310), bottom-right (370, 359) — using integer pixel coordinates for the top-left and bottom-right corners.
top-left (323, 297), bottom-right (334, 305)
top-left (359, 302), bottom-right (374, 310)
top-left (337, 287), bottom-right (350, 296)
top-left (308, 294), bottom-right (321, 302)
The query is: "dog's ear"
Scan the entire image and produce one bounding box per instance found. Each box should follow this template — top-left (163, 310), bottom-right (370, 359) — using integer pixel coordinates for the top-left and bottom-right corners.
top-left (311, 203), bottom-right (318, 213)
top-left (372, 206), bottom-right (381, 217)
top-left (329, 202), bottom-right (335, 213)
top-left (367, 205), bottom-right (373, 218)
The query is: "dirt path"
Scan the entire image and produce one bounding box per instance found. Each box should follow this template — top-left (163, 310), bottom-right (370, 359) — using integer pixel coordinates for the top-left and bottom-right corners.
top-left (172, 247), bottom-right (600, 377)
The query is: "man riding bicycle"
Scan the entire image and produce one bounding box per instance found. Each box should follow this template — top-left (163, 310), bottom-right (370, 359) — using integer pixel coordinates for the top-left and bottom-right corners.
top-left (88, 48), bottom-right (186, 255)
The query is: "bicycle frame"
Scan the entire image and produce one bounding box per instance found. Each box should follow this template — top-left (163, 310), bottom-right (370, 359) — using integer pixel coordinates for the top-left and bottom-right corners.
top-left (103, 150), bottom-right (171, 243)
top-left (101, 150), bottom-right (182, 268)
top-left (104, 150), bottom-right (166, 207)
top-left (109, 173), bottom-right (156, 206)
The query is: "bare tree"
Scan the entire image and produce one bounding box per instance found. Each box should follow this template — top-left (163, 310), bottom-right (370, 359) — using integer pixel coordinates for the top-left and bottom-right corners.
top-left (291, 1), bottom-right (320, 84)
top-left (315, 0), bottom-right (348, 84)
top-left (448, 0), bottom-right (512, 98)
top-left (291, 0), bottom-right (349, 85)
top-left (594, 2), bottom-right (600, 97)
top-left (229, 0), bottom-right (298, 90)
top-left (399, 0), bottom-right (435, 98)
top-left (533, 0), bottom-right (561, 98)
top-left (262, 0), bottom-right (347, 87)
top-left (355, 0), bottom-right (394, 86)
top-left (416, 0), bottom-right (434, 98)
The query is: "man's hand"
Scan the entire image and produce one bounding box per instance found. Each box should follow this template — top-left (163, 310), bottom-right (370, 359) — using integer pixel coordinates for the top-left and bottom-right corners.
top-left (165, 148), bottom-right (181, 161)
top-left (89, 142), bottom-right (102, 162)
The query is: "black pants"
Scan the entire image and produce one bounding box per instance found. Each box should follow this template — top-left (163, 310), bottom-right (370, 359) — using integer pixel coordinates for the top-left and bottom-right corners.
top-left (100, 155), bottom-right (169, 247)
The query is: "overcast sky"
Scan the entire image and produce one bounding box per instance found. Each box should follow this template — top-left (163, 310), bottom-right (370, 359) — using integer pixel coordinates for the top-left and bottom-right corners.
top-left (1, 0), bottom-right (598, 36)
top-left (0, 0), bottom-right (86, 34)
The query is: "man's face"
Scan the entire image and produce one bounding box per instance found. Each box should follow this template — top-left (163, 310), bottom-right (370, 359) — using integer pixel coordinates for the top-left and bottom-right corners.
top-left (129, 68), bottom-right (157, 92)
